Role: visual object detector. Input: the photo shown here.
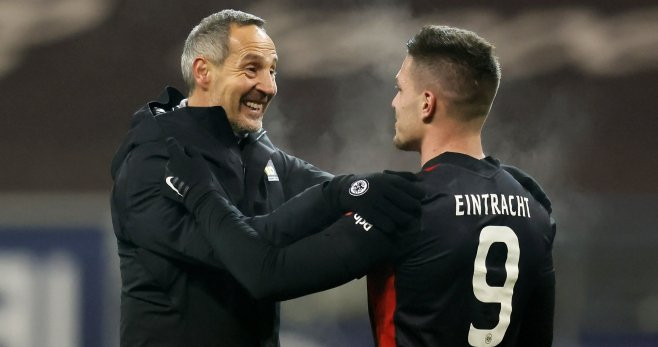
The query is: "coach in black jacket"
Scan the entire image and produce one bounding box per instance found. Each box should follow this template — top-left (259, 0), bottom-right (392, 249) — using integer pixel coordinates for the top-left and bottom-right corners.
top-left (110, 10), bottom-right (425, 347)
top-left (111, 85), bottom-right (328, 346)
top-left (109, 8), bottom-right (334, 347)
top-left (110, 10), bottom-right (337, 346)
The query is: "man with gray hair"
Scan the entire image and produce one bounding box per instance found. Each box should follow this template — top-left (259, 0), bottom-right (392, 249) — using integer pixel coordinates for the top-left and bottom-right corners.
top-left (110, 9), bottom-right (422, 347)
top-left (180, 10), bottom-right (274, 134)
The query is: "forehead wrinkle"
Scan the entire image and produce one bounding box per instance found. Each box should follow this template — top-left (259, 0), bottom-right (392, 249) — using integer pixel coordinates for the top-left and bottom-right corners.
top-left (239, 52), bottom-right (277, 64)
top-left (228, 33), bottom-right (276, 59)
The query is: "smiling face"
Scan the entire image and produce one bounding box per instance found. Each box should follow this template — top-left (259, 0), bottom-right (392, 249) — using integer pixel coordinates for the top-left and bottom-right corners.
top-left (391, 56), bottom-right (425, 151)
top-left (207, 24), bottom-right (278, 133)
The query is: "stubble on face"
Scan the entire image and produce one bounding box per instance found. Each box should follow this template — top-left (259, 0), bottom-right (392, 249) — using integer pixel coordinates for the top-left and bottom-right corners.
top-left (393, 129), bottom-right (415, 151)
top-left (393, 116), bottom-right (421, 151)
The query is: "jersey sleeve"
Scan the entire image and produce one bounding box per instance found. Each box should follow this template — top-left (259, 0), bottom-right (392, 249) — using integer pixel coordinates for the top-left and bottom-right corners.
top-left (501, 164), bottom-right (552, 214)
top-left (517, 218), bottom-right (556, 346)
top-left (194, 191), bottom-right (402, 301)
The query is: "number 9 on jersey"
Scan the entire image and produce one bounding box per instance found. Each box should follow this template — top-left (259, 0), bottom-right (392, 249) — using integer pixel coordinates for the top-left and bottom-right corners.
top-left (468, 226), bottom-right (520, 347)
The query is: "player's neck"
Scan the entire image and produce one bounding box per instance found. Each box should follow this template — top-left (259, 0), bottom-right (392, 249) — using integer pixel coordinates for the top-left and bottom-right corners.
top-left (419, 129), bottom-right (484, 167)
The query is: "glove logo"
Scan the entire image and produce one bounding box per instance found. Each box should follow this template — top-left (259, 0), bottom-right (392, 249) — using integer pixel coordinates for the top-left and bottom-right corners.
top-left (165, 176), bottom-right (183, 197)
top-left (349, 179), bottom-right (369, 196)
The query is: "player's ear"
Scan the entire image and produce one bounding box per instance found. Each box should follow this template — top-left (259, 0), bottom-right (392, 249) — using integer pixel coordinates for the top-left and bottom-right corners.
top-left (420, 90), bottom-right (436, 123)
top-left (193, 57), bottom-right (211, 90)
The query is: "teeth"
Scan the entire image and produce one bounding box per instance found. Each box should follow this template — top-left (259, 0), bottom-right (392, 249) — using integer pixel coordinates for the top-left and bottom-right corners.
top-left (244, 101), bottom-right (263, 111)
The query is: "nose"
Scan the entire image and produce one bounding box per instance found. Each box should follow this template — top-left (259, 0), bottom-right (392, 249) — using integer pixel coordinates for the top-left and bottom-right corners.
top-left (256, 71), bottom-right (276, 98)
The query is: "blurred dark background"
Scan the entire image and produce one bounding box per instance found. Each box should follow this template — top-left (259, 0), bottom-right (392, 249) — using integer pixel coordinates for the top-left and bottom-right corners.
top-left (0, 0), bottom-right (656, 346)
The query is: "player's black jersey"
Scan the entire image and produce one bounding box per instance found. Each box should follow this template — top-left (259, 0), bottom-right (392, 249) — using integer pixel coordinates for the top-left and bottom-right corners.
top-left (368, 152), bottom-right (555, 347)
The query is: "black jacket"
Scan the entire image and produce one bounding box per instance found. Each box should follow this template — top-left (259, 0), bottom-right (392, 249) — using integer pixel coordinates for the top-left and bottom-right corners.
top-left (110, 87), bottom-right (332, 347)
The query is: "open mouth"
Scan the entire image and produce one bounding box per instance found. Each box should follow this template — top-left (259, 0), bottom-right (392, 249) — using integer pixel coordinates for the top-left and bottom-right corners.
top-left (242, 100), bottom-right (264, 112)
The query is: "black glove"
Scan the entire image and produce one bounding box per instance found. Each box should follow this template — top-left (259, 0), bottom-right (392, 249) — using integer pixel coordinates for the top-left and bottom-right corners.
top-left (323, 171), bottom-right (424, 233)
top-left (164, 137), bottom-right (225, 213)
top-left (501, 164), bottom-right (552, 214)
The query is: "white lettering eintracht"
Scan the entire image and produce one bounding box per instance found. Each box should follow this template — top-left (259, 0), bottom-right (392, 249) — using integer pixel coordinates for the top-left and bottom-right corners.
top-left (454, 194), bottom-right (532, 218)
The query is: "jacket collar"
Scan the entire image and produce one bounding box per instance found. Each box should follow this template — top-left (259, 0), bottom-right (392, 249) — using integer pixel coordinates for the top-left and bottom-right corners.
top-left (151, 86), bottom-right (268, 148)
top-left (147, 86), bottom-right (185, 115)
top-left (112, 86), bottom-right (276, 203)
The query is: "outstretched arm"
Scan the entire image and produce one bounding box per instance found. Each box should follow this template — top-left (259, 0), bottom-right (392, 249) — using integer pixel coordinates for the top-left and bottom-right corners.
top-left (242, 184), bottom-right (340, 245)
top-left (162, 138), bottom-right (423, 300)
top-left (164, 137), bottom-right (423, 238)
top-left (194, 192), bottom-right (415, 301)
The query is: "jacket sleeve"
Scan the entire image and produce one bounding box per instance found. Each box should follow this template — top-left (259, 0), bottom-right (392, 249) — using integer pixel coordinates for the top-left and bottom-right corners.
top-left (518, 218), bottom-right (556, 346)
top-left (244, 183), bottom-right (341, 245)
top-left (193, 191), bottom-right (403, 301)
top-left (274, 150), bottom-right (334, 200)
top-left (113, 142), bottom-right (224, 268)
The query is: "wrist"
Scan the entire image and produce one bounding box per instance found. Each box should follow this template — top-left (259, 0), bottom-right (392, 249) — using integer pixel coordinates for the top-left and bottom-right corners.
top-left (322, 174), bottom-right (351, 214)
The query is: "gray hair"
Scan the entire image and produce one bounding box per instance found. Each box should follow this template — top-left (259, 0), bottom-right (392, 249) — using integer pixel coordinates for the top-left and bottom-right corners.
top-left (181, 10), bottom-right (265, 93)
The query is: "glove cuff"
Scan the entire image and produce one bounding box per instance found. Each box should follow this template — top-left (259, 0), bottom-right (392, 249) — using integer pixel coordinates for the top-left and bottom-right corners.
top-left (321, 174), bottom-right (353, 214)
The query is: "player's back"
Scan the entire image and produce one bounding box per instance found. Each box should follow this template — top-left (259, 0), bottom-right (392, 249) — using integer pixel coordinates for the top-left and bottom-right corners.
top-left (368, 152), bottom-right (555, 347)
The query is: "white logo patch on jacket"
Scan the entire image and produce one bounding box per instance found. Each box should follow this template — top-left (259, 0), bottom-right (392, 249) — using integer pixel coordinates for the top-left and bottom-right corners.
top-left (264, 159), bottom-right (279, 182)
